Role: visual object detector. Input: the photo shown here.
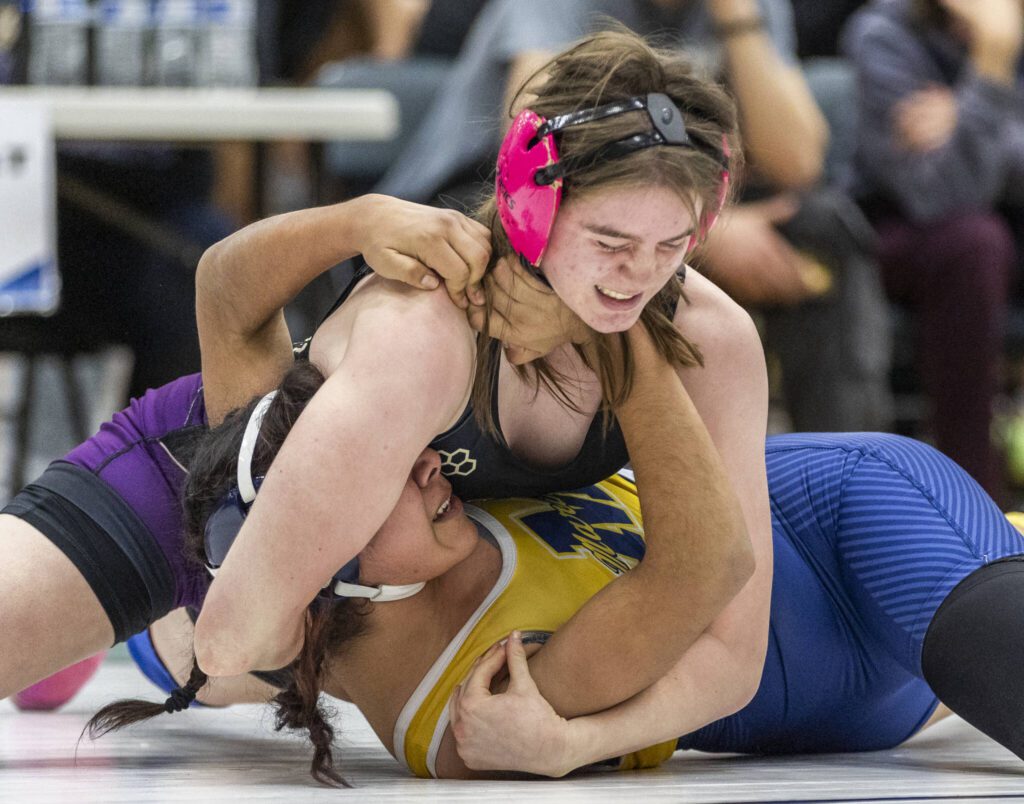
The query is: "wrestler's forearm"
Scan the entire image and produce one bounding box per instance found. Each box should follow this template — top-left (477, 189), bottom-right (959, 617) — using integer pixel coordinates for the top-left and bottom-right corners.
top-left (196, 197), bottom-right (370, 341)
top-left (524, 328), bottom-right (754, 716)
top-left (195, 197), bottom-right (375, 422)
top-left (560, 630), bottom-right (754, 773)
top-left (616, 328), bottom-right (756, 647)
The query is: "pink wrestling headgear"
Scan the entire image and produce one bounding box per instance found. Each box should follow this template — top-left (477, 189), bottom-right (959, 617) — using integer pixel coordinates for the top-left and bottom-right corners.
top-left (496, 92), bottom-right (731, 270)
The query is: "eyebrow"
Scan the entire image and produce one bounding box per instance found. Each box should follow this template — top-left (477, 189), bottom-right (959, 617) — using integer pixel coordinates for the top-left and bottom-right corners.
top-left (584, 223), bottom-right (694, 243)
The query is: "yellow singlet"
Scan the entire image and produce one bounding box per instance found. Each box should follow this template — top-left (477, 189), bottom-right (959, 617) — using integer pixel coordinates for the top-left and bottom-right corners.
top-left (392, 473), bottom-right (678, 778)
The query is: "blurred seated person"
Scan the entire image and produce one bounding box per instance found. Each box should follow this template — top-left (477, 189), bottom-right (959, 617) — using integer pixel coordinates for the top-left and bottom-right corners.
top-left (377, 0), bottom-right (893, 433)
top-left (843, 0), bottom-right (1024, 496)
top-left (0, 11), bottom-right (231, 403)
top-left (262, 0), bottom-right (488, 80)
top-left (236, 0), bottom-right (489, 217)
top-left (53, 147), bottom-right (231, 401)
top-left (238, 1), bottom-right (490, 332)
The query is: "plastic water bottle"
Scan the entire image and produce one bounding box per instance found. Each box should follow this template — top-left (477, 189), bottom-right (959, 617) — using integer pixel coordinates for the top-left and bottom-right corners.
top-left (94, 0), bottom-right (149, 86)
top-left (26, 0), bottom-right (91, 86)
top-left (151, 0), bottom-right (199, 86)
top-left (196, 0), bottom-right (256, 87)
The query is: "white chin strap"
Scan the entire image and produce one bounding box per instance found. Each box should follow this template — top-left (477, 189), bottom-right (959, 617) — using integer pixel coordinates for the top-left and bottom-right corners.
top-left (237, 390), bottom-right (278, 503)
top-left (328, 579), bottom-right (426, 602)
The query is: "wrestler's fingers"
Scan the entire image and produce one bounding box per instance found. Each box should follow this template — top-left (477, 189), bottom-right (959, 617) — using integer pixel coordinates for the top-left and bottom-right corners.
top-left (466, 304), bottom-right (487, 334)
top-left (422, 239), bottom-right (476, 309)
top-left (466, 306), bottom-right (516, 344)
top-left (480, 278), bottom-right (521, 343)
top-left (453, 216), bottom-right (492, 306)
top-left (504, 631), bottom-right (539, 694)
top-left (374, 249), bottom-right (441, 290)
top-left (462, 641), bottom-right (508, 697)
top-left (475, 301), bottom-right (516, 345)
top-left (457, 210), bottom-right (492, 246)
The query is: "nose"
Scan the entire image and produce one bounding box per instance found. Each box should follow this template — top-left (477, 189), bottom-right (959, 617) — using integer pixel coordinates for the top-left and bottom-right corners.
top-left (412, 448), bottom-right (442, 488)
top-left (620, 250), bottom-right (659, 286)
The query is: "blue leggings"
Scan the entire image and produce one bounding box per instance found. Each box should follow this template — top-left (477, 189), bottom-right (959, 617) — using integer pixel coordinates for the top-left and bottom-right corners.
top-left (125, 629), bottom-right (204, 708)
top-left (679, 433), bottom-right (1024, 755)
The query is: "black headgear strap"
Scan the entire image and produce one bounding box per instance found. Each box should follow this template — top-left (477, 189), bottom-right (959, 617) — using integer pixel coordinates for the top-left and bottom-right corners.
top-left (532, 92), bottom-right (725, 186)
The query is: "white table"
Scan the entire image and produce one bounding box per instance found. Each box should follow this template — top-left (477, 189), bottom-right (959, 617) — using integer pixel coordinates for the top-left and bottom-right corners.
top-left (0, 86), bottom-right (399, 141)
top-left (0, 84), bottom-right (400, 267)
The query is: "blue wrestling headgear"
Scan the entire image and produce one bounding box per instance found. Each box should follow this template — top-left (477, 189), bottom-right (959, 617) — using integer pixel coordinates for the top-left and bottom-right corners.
top-left (203, 390), bottom-right (425, 603)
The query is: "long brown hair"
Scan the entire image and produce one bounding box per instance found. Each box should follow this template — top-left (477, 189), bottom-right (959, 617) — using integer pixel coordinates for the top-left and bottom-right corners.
top-left (86, 362), bottom-right (370, 787)
top-left (471, 28), bottom-right (741, 435)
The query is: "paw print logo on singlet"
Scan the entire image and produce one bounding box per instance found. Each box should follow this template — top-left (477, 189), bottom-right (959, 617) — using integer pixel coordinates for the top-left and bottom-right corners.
top-left (439, 448), bottom-right (477, 477)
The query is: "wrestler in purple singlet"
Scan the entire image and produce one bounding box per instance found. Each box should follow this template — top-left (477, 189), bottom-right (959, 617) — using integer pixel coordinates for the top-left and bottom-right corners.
top-left (61, 373), bottom-right (209, 609)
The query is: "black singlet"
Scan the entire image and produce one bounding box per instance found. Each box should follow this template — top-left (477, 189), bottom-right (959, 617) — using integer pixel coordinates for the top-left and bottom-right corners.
top-left (294, 264), bottom-right (642, 499)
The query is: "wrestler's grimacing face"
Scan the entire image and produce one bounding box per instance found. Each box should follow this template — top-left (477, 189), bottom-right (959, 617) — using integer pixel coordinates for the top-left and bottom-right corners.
top-left (358, 448), bottom-right (478, 586)
top-left (539, 185), bottom-right (698, 333)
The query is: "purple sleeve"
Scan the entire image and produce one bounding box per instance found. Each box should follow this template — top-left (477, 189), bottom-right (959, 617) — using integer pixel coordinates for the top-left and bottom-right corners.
top-left (843, 11), bottom-right (1020, 223)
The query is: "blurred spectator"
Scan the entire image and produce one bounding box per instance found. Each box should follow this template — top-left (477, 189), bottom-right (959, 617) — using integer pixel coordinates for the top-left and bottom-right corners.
top-left (843, 0), bottom-right (1024, 495)
top-left (241, 2), bottom-right (489, 332)
top-left (790, 0), bottom-right (867, 58)
top-left (262, 0), bottom-right (488, 81)
top-left (53, 147), bottom-right (231, 399)
top-left (0, 5), bottom-right (233, 401)
top-left (377, 0), bottom-right (893, 433)
top-left (243, 1), bottom-right (489, 218)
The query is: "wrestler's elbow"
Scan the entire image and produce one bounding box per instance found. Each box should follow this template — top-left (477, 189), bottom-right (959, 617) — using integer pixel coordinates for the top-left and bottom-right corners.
top-left (193, 625), bottom-right (248, 679)
top-left (733, 657), bottom-right (765, 711)
top-left (700, 518), bottom-right (756, 620)
top-left (193, 606), bottom-right (297, 679)
top-left (705, 645), bottom-right (764, 721)
top-left (723, 529), bottom-right (756, 600)
top-left (707, 593), bottom-right (770, 713)
top-left (727, 629), bottom-right (769, 713)
top-left (195, 243), bottom-right (238, 334)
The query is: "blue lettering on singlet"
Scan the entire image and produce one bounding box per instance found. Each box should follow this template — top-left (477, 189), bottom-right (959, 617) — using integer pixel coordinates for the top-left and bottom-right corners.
top-left (518, 486), bottom-right (646, 575)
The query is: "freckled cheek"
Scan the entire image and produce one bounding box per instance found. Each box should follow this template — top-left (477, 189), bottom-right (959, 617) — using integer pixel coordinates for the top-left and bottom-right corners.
top-left (545, 258), bottom-right (596, 306)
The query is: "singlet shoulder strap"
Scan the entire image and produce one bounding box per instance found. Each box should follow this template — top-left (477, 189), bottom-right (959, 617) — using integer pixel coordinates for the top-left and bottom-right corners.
top-left (293, 262), bottom-right (374, 363)
top-left (317, 262), bottom-right (375, 326)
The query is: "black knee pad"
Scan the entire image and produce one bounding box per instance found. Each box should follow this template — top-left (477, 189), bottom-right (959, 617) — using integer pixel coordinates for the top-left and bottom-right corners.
top-left (922, 556), bottom-right (1024, 758)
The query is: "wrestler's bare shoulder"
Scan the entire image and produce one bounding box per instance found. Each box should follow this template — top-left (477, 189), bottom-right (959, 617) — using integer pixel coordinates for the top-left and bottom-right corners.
top-left (311, 273), bottom-right (475, 373)
top-left (674, 267), bottom-right (761, 364)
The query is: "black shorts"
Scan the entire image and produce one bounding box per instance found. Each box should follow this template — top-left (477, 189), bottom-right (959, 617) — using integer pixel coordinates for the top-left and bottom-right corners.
top-left (3, 462), bottom-right (176, 644)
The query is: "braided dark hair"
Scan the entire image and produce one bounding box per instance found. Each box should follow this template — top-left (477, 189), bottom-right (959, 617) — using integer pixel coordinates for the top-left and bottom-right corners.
top-left (85, 663), bottom-right (207, 739)
top-left (268, 599), bottom-right (369, 786)
top-left (87, 362), bottom-right (371, 786)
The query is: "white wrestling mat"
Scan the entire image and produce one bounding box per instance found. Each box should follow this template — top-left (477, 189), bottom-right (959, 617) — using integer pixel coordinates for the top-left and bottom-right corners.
top-left (2, 660), bottom-right (1024, 804)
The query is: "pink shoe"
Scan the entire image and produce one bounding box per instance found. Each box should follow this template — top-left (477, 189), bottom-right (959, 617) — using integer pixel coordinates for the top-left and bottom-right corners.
top-left (13, 652), bottom-right (107, 711)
